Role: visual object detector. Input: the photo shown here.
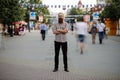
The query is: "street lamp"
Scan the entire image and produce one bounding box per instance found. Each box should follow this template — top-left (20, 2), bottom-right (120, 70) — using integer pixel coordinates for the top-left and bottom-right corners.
top-left (27, 3), bottom-right (32, 32)
top-left (20, 1), bottom-right (36, 32)
top-left (19, 1), bottom-right (31, 32)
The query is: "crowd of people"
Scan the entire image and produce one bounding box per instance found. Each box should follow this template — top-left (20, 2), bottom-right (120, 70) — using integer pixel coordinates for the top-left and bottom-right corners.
top-left (1, 12), bottom-right (107, 73)
top-left (70, 18), bottom-right (107, 45)
top-left (50, 12), bottom-right (107, 72)
top-left (37, 12), bottom-right (107, 72)
top-left (1, 24), bottom-right (26, 37)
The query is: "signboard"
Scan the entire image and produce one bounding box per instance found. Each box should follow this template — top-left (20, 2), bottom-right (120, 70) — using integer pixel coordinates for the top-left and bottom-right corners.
top-left (29, 12), bottom-right (36, 20)
top-left (29, 21), bottom-right (34, 29)
top-left (93, 12), bottom-right (99, 19)
top-left (39, 16), bottom-right (43, 22)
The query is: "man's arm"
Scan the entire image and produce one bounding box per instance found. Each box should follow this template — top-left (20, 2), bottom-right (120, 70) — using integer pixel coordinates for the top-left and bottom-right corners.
top-left (52, 24), bottom-right (61, 35)
top-left (57, 28), bottom-right (68, 34)
top-left (53, 30), bottom-right (61, 35)
top-left (52, 23), bottom-right (68, 34)
top-left (57, 22), bottom-right (68, 34)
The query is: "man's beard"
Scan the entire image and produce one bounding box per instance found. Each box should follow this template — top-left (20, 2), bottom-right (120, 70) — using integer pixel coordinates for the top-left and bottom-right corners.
top-left (58, 18), bottom-right (63, 24)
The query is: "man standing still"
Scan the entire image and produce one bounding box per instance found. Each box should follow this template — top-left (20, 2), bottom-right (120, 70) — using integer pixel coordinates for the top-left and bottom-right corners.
top-left (52, 12), bottom-right (69, 72)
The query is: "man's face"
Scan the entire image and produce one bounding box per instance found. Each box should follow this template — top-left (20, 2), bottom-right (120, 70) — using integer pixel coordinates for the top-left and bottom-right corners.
top-left (58, 14), bottom-right (64, 24)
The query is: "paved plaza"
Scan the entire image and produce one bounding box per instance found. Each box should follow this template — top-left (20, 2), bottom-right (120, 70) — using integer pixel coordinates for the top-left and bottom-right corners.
top-left (0, 29), bottom-right (120, 80)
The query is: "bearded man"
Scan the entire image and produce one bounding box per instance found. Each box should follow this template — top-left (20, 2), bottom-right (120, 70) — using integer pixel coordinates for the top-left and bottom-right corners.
top-left (52, 12), bottom-right (69, 72)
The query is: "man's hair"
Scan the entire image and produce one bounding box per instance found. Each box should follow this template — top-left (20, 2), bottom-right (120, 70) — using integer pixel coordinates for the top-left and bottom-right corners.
top-left (58, 12), bottom-right (64, 17)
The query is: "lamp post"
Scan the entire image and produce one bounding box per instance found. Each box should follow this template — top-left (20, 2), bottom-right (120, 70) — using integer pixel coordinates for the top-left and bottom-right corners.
top-left (21, 1), bottom-right (36, 32)
top-left (27, 3), bottom-right (32, 32)
top-left (19, 1), bottom-right (31, 32)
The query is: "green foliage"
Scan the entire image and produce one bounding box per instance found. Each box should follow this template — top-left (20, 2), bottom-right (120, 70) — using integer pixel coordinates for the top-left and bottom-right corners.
top-left (100, 0), bottom-right (120, 20)
top-left (100, 4), bottom-right (118, 19)
top-left (24, 0), bottom-right (50, 22)
top-left (0, 0), bottom-right (25, 25)
top-left (69, 8), bottom-right (83, 15)
top-left (29, 0), bottom-right (42, 4)
top-left (76, 16), bottom-right (83, 22)
top-left (113, 0), bottom-right (120, 17)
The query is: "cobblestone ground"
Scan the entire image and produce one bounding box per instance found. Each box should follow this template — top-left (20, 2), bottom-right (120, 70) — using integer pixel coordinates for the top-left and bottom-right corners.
top-left (0, 30), bottom-right (120, 80)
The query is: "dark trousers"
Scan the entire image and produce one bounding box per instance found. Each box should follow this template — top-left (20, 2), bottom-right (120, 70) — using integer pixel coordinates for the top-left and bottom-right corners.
top-left (54, 41), bottom-right (68, 70)
top-left (40, 30), bottom-right (45, 40)
top-left (98, 32), bottom-right (104, 44)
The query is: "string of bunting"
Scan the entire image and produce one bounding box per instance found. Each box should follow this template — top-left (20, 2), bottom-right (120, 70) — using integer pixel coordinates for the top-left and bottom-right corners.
top-left (22, 3), bottom-right (111, 9)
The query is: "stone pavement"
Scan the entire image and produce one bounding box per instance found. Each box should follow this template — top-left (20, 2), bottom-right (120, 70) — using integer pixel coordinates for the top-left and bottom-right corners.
top-left (108, 36), bottom-right (120, 42)
top-left (0, 29), bottom-right (120, 80)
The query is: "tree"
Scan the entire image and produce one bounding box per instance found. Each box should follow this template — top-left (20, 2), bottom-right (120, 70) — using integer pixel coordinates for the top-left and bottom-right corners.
top-left (99, 0), bottom-right (120, 36)
top-left (23, 0), bottom-right (50, 23)
top-left (100, 0), bottom-right (120, 20)
top-left (68, 8), bottom-right (83, 23)
top-left (0, 0), bottom-right (25, 26)
top-left (68, 8), bottom-right (83, 15)
top-left (112, 0), bottom-right (120, 18)
top-left (100, 4), bottom-right (118, 20)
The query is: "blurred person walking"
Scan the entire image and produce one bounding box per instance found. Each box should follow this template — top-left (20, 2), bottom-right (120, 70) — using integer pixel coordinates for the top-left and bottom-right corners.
top-left (8, 26), bottom-right (14, 37)
top-left (74, 17), bottom-right (88, 54)
top-left (90, 21), bottom-right (98, 44)
top-left (52, 12), bottom-right (69, 72)
top-left (104, 25), bottom-right (108, 39)
top-left (39, 21), bottom-right (47, 41)
top-left (19, 25), bottom-right (25, 36)
top-left (97, 19), bottom-right (105, 44)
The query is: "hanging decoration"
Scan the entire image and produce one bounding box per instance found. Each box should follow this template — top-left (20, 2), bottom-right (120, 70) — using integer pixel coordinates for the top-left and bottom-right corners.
top-left (54, 5), bottom-right (57, 8)
top-left (71, 5), bottom-right (74, 8)
top-left (21, 3), bottom-right (111, 10)
top-left (86, 5), bottom-right (88, 8)
top-left (67, 5), bottom-right (69, 8)
top-left (51, 5), bottom-right (53, 8)
top-left (58, 5), bottom-right (61, 8)
top-left (62, 5), bottom-right (66, 10)
top-left (90, 4), bottom-right (92, 7)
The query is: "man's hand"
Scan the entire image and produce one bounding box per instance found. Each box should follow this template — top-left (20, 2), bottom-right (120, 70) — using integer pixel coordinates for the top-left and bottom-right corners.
top-left (57, 29), bottom-right (68, 34)
top-left (56, 29), bottom-right (62, 32)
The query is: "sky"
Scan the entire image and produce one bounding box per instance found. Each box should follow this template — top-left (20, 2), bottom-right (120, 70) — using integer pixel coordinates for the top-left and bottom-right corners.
top-left (42, 0), bottom-right (97, 13)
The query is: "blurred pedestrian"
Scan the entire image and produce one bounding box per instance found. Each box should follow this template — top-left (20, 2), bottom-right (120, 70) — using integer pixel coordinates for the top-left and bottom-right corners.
top-left (97, 19), bottom-right (105, 44)
top-left (10, 25), bottom-right (14, 37)
top-left (19, 25), bottom-right (25, 36)
top-left (71, 23), bottom-right (74, 34)
top-left (52, 12), bottom-right (69, 72)
top-left (104, 25), bottom-right (108, 39)
top-left (7, 26), bottom-right (11, 35)
top-left (8, 26), bottom-right (14, 37)
top-left (14, 25), bottom-right (19, 35)
top-left (74, 17), bottom-right (88, 54)
top-left (90, 21), bottom-right (98, 44)
top-left (39, 21), bottom-right (47, 41)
